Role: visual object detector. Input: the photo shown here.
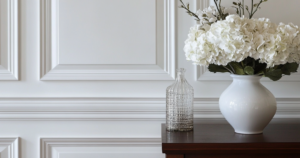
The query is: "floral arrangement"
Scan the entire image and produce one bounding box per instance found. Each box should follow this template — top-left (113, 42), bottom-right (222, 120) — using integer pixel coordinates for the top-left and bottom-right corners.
top-left (180, 0), bottom-right (300, 81)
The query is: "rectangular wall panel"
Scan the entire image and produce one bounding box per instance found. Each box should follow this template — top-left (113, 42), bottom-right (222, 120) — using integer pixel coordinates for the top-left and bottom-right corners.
top-left (0, 138), bottom-right (19, 158)
top-left (0, 0), bottom-right (18, 80)
top-left (59, 0), bottom-right (156, 65)
top-left (40, 0), bottom-right (175, 80)
top-left (40, 138), bottom-right (163, 158)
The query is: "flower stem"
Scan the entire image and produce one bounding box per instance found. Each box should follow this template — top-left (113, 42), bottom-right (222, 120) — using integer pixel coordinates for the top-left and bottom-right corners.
top-left (223, 66), bottom-right (234, 74)
top-left (179, 0), bottom-right (201, 21)
top-left (250, 0), bottom-right (263, 19)
top-left (228, 63), bottom-right (236, 74)
top-left (242, 0), bottom-right (245, 16)
top-left (213, 0), bottom-right (224, 20)
top-left (251, 0), bottom-right (254, 18)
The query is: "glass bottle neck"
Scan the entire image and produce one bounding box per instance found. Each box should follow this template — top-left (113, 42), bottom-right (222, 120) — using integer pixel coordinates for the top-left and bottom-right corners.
top-left (176, 68), bottom-right (186, 82)
top-left (176, 73), bottom-right (186, 82)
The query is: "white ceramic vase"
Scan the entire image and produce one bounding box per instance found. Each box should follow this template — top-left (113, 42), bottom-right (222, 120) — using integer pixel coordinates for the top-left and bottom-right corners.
top-left (219, 75), bottom-right (277, 134)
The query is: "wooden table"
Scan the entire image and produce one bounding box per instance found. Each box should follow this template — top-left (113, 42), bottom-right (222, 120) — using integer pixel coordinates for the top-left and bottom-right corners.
top-left (161, 124), bottom-right (300, 158)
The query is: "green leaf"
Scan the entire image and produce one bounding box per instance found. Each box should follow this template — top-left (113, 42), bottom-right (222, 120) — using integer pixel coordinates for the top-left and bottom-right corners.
top-left (230, 62), bottom-right (245, 75)
top-left (265, 69), bottom-right (283, 81)
top-left (254, 62), bottom-right (267, 75)
top-left (283, 63), bottom-right (299, 73)
top-left (242, 57), bottom-right (254, 66)
top-left (244, 66), bottom-right (254, 75)
top-left (256, 70), bottom-right (264, 76)
top-left (281, 67), bottom-right (291, 75)
top-left (208, 64), bottom-right (229, 73)
top-left (279, 63), bottom-right (299, 76)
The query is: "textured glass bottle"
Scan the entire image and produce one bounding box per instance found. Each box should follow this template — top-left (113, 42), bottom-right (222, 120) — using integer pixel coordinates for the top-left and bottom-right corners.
top-left (166, 68), bottom-right (194, 131)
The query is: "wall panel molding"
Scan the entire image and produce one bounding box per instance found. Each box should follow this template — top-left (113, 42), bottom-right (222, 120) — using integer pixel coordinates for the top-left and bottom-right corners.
top-left (0, 0), bottom-right (18, 80)
top-left (194, 0), bottom-right (300, 81)
top-left (0, 97), bottom-right (298, 121)
top-left (40, 0), bottom-right (175, 80)
top-left (40, 138), bottom-right (163, 158)
top-left (194, 0), bottom-right (210, 11)
top-left (0, 138), bottom-right (19, 158)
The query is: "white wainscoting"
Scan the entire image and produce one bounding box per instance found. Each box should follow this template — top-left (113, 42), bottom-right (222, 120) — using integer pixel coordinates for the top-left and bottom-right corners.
top-left (0, 138), bottom-right (18, 158)
top-left (0, 0), bottom-right (297, 158)
top-left (40, 0), bottom-right (175, 81)
top-left (0, 97), bottom-right (298, 121)
top-left (40, 138), bottom-right (163, 158)
top-left (0, 0), bottom-right (18, 80)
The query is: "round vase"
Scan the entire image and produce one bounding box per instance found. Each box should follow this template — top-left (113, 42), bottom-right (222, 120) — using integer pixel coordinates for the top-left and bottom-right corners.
top-left (219, 75), bottom-right (277, 134)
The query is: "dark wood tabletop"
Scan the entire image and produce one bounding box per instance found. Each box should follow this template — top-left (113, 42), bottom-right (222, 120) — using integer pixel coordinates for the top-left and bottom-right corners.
top-left (162, 124), bottom-right (300, 158)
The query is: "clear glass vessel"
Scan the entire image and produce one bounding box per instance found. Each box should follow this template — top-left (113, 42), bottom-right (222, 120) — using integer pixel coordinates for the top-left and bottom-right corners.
top-left (166, 68), bottom-right (194, 131)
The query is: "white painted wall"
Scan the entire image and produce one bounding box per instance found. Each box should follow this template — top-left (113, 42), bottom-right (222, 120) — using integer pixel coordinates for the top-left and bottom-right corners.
top-left (0, 0), bottom-right (299, 157)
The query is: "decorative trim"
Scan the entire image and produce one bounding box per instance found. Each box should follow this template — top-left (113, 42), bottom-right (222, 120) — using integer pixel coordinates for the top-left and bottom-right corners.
top-left (194, 0), bottom-right (210, 11)
top-left (40, 138), bottom-right (162, 158)
top-left (194, 0), bottom-right (210, 81)
top-left (0, 138), bottom-right (19, 158)
top-left (0, 97), bottom-right (298, 121)
top-left (194, 0), bottom-right (300, 81)
top-left (40, 0), bottom-right (175, 80)
top-left (0, 0), bottom-right (18, 80)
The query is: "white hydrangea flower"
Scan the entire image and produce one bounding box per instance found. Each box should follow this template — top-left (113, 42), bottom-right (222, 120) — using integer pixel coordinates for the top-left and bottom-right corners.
top-left (183, 13), bottom-right (300, 68)
top-left (196, 6), bottom-right (228, 26)
top-left (184, 25), bottom-right (215, 66)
